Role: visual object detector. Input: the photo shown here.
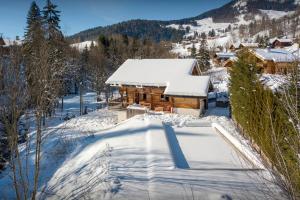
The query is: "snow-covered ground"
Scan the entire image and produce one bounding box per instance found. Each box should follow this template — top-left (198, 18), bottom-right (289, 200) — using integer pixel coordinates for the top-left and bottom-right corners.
top-left (260, 74), bottom-right (288, 91)
top-left (207, 67), bottom-right (229, 94)
top-left (1, 111), bottom-right (280, 199)
top-left (0, 88), bottom-right (283, 199)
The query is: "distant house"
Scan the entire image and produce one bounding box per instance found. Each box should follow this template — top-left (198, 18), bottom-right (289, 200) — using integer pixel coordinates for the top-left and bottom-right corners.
top-left (270, 38), bottom-right (293, 48)
top-left (213, 52), bottom-right (236, 66)
top-left (249, 48), bottom-right (298, 74)
top-left (105, 59), bottom-right (211, 116)
top-left (229, 42), bottom-right (258, 52)
top-left (229, 43), bottom-right (240, 52)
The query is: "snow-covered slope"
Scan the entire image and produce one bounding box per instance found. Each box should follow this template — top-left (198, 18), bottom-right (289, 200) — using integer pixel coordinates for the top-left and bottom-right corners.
top-left (259, 9), bottom-right (294, 19)
top-left (70, 40), bottom-right (96, 51)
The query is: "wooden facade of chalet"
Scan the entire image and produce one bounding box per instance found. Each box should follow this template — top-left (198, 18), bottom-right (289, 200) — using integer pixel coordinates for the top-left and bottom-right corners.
top-left (213, 53), bottom-right (236, 67)
top-left (117, 65), bottom-right (207, 112)
top-left (249, 50), bottom-right (296, 74)
top-left (223, 59), bottom-right (235, 69)
top-left (106, 59), bottom-right (211, 116)
top-left (254, 58), bottom-right (295, 74)
top-left (271, 39), bottom-right (293, 48)
top-left (119, 86), bottom-right (207, 112)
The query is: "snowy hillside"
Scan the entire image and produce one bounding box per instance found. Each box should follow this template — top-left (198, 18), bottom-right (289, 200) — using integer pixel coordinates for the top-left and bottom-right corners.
top-left (70, 40), bottom-right (96, 51)
top-left (259, 9), bottom-right (294, 19)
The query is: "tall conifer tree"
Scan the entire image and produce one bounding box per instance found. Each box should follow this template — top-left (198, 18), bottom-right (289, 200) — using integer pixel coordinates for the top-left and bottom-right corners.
top-left (197, 33), bottom-right (210, 71)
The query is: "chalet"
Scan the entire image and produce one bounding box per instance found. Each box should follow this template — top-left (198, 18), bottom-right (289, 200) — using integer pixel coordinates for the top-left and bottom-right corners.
top-left (229, 42), bottom-right (258, 52)
top-left (229, 43), bottom-right (240, 52)
top-left (105, 59), bottom-right (211, 117)
top-left (271, 38), bottom-right (293, 48)
top-left (213, 52), bottom-right (236, 66)
top-left (249, 48), bottom-right (298, 74)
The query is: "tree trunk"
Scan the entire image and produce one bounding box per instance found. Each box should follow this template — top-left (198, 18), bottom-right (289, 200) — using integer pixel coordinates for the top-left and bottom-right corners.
top-left (61, 96), bottom-right (64, 112)
top-left (31, 113), bottom-right (42, 200)
top-left (79, 83), bottom-right (83, 115)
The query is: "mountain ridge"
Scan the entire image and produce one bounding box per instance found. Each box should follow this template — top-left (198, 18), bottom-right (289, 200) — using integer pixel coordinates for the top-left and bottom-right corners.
top-left (69, 0), bottom-right (299, 42)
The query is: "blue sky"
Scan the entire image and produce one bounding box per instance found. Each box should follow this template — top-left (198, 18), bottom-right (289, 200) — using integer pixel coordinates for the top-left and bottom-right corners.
top-left (0, 0), bottom-right (230, 39)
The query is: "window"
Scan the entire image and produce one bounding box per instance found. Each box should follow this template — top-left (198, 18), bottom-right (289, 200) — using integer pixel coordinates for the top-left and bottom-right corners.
top-left (161, 94), bottom-right (169, 102)
top-left (143, 93), bottom-right (147, 100)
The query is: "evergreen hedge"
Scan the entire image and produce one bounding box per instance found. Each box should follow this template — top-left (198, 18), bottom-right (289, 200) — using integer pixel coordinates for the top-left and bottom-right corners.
top-left (229, 50), bottom-right (300, 198)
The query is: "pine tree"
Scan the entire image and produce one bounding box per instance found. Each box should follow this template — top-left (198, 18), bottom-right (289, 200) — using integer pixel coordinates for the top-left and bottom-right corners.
top-left (197, 34), bottom-right (210, 71)
top-left (122, 34), bottom-right (129, 46)
top-left (43, 0), bottom-right (61, 39)
top-left (190, 43), bottom-right (196, 58)
top-left (43, 0), bottom-right (66, 114)
top-left (23, 1), bottom-right (44, 105)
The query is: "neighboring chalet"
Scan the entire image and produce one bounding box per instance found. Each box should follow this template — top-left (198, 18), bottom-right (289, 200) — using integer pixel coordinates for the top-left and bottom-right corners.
top-left (249, 48), bottom-right (298, 74)
top-left (213, 52), bottom-right (236, 66)
top-left (270, 38), bottom-right (293, 48)
top-left (229, 43), bottom-right (240, 52)
top-left (106, 59), bottom-right (211, 117)
top-left (229, 42), bottom-right (259, 52)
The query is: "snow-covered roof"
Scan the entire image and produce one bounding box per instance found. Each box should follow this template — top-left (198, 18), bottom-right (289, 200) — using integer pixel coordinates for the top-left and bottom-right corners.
top-left (230, 42), bottom-right (240, 49)
top-left (269, 37), bottom-right (293, 44)
top-left (106, 59), bottom-right (210, 97)
top-left (240, 42), bottom-right (259, 48)
top-left (273, 38), bottom-right (293, 43)
top-left (285, 43), bottom-right (300, 56)
top-left (215, 52), bottom-right (236, 59)
top-left (252, 48), bottom-right (298, 63)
